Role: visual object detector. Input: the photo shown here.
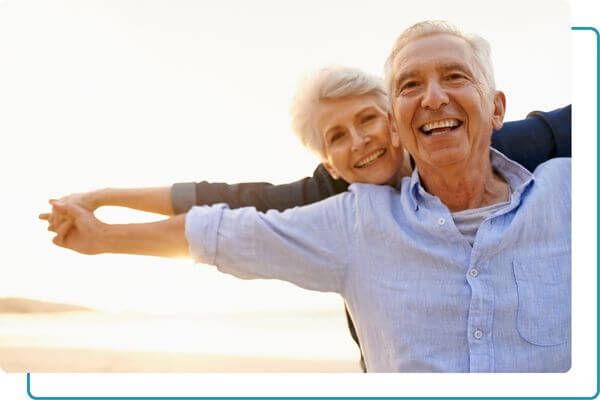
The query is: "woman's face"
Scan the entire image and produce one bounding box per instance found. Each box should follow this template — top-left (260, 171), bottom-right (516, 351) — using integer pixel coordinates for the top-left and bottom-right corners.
top-left (316, 94), bottom-right (406, 184)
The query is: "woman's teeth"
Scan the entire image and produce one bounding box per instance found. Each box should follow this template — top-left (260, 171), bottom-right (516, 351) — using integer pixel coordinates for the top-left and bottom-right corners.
top-left (355, 149), bottom-right (386, 168)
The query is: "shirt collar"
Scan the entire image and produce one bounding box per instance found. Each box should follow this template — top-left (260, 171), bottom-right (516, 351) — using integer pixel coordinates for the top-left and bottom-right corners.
top-left (405, 148), bottom-right (535, 212)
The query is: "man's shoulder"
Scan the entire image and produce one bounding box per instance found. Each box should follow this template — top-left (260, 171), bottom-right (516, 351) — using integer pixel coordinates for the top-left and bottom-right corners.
top-left (346, 183), bottom-right (404, 213)
top-left (348, 182), bottom-right (400, 197)
top-left (530, 158), bottom-right (571, 196)
top-left (533, 157), bottom-right (571, 178)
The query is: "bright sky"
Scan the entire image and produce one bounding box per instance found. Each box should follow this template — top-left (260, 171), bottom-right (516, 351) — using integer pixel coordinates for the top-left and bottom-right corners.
top-left (0, 0), bottom-right (570, 313)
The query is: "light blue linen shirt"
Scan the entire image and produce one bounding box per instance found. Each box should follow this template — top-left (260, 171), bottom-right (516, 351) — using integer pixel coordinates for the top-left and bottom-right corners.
top-left (186, 150), bottom-right (571, 372)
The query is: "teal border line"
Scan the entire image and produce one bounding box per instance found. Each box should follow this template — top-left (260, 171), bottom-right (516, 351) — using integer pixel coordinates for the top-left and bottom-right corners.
top-left (23, 26), bottom-right (599, 400)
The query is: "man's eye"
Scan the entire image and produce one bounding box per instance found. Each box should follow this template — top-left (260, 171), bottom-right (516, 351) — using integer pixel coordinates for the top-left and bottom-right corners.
top-left (447, 73), bottom-right (466, 81)
top-left (361, 114), bottom-right (377, 124)
top-left (398, 81), bottom-right (418, 94)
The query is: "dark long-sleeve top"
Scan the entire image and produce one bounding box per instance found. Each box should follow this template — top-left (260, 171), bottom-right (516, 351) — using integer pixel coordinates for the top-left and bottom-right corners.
top-left (171, 105), bottom-right (571, 214)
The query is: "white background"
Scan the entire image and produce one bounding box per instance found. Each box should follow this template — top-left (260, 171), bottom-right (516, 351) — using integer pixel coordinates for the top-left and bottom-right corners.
top-left (0, 0), bottom-right (594, 398)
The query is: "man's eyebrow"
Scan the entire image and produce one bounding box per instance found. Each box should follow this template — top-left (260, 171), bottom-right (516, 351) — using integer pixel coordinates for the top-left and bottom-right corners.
top-left (394, 61), bottom-right (473, 85)
top-left (394, 70), bottom-right (418, 86)
top-left (439, 61), bottom-right (472, 74)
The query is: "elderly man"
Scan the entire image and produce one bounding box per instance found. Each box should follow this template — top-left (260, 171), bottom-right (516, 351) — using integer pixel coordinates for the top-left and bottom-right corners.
top-left (44, 21), bottom-right (570, 372)
top-left (43, 67), bottom-right (570, 373)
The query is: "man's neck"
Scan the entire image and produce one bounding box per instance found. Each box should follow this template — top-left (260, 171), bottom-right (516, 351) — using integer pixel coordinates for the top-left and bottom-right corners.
top-left (417, 154), bottom-right (509, 212)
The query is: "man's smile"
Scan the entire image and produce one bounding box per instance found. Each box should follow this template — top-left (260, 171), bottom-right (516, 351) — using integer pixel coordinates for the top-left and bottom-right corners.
top-left (419, 118), bottom-right (463, 136)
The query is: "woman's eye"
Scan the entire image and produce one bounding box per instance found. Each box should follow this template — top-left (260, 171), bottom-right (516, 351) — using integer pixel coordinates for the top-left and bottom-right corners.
top-left (330, 132), bottom-right (344, 143)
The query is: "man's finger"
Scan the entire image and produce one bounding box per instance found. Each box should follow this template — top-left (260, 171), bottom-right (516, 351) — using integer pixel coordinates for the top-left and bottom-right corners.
top-left (52, 234), bottom-right (65, 247)
top-left (55, 219), bottom-right (73, 240)
top-left (51, 200), bottom-right (86, 219)
top-left (47, 211), bottom-right (64, 231)
top-left (47, 212), bottom-right (55, 231)
top-left (50, 218), bottom-right (73, 234)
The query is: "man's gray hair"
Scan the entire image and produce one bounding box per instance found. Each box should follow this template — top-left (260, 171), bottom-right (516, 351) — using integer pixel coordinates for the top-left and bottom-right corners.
top-left (384, 21), bottom-right (496, 99)
top-left (290, 66), bottom-right (388, 159)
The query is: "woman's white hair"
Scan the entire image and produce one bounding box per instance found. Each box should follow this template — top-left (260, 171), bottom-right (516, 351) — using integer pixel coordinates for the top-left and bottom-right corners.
top-left (384, 20), bottom-right (496, 99)
top-left (290, 66), bottom-right (388, 159)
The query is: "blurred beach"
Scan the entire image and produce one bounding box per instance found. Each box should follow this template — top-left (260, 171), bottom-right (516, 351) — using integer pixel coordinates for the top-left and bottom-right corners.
top-left (0, 298), bottom-right (361, 372)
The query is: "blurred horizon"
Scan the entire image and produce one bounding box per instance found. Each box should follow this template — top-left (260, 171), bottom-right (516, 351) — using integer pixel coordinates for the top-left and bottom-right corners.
top-left (0, 296), bottom-right (361, 372)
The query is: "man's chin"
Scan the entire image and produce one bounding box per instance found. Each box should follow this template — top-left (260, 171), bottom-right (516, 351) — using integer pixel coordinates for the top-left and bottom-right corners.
top-left (417, 147), bottom-right (471, 168)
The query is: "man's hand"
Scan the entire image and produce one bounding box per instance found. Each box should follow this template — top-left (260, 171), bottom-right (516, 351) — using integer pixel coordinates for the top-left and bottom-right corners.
top-left (39, 191), bottom-right (101, 239)
top-left (57, 191), bottom-right (101, 212)
top-left (41, 200), bottom-right (189, 259)
top-left (39, 202), bottom-right (72, 236)
top-left (44, 200), bottom-right (108, 255)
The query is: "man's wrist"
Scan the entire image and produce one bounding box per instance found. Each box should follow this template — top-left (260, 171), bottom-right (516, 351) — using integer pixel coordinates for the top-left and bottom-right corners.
top-left (95, 221), bottom-right (114, 254)
top-left (90, 188), bottom-right (111, 210)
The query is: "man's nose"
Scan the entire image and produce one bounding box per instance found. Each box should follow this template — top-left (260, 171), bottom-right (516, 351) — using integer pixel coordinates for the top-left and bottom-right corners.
top-left (421, 81), bottom-right (449, 110)
top-left (351, 128), bottom-right (371, 151)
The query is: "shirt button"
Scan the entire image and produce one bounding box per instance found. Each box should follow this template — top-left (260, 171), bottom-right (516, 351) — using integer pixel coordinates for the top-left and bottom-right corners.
top-left (474, 329), bottom-right (484, 339)
top-left (437, 217), bottom-right (445, 225)
top-left (469, 268), bottom-right (479, 277)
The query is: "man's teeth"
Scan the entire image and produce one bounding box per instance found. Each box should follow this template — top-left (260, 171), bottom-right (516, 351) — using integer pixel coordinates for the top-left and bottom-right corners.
top-left (355, 149), bottom-right (386, 168)
top-left (421, 119), bottom-right (461, 135)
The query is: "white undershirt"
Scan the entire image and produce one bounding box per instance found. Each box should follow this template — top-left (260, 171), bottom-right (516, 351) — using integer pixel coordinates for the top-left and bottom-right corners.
top-left (451, 198), bottom-right (511, 245)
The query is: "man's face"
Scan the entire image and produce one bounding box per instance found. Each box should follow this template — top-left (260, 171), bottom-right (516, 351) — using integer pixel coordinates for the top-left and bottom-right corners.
top-left (389, 33), bottom-right (505, 170)
top-left (316, 94), bottom-right (404, 185)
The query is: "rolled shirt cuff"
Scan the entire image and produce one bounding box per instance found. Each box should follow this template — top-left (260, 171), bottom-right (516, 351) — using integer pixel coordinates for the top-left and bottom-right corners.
top-left (185, 204), bottom-right (227, 265)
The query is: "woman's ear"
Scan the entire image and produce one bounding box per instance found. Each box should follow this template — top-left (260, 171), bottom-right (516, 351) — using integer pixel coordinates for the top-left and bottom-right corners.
top-left (322, 161), bottom-right (340, 180)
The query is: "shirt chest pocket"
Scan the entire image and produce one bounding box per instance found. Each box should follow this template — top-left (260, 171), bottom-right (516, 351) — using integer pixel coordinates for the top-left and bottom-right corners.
top-left (513, 253), bottom-right (570, 346)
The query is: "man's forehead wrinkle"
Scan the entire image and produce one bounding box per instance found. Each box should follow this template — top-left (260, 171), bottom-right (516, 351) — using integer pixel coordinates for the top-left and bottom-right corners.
top-left (392, 57), bottom-right (474, 88)
top-left (439, 61), bottom-right (474, 75)
top-left (391, 34), bottom-right (475, 78)
top-left (394, 68), bottom-right (417, 84)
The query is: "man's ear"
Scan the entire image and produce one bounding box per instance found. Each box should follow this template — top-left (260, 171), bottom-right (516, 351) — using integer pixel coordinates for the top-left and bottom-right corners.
top-left (389, 113), bottom-right (401, 148)
top-left (491, 91), bottom-right (506, 131)
top-left (322, 161), bottom-right (340, 180)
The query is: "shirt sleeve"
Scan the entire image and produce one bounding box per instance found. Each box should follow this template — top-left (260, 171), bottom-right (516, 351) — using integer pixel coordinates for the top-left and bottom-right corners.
top-left (184, 193), bottom-right (357, 294)
top-left (171, 165), bottom-right (350, 214)
top-left (491, 105), bottom-right (571, 172)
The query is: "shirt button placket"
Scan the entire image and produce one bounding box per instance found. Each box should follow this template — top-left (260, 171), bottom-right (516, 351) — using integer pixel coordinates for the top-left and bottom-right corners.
top-left (467, 262), bottom-right (491, 371)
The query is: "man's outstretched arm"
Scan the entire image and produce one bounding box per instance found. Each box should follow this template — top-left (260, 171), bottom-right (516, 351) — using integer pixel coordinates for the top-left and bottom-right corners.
top-left (48, 201), bottom-right (188, 258)
top-left (43, 196), bottom-right (351, 293)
